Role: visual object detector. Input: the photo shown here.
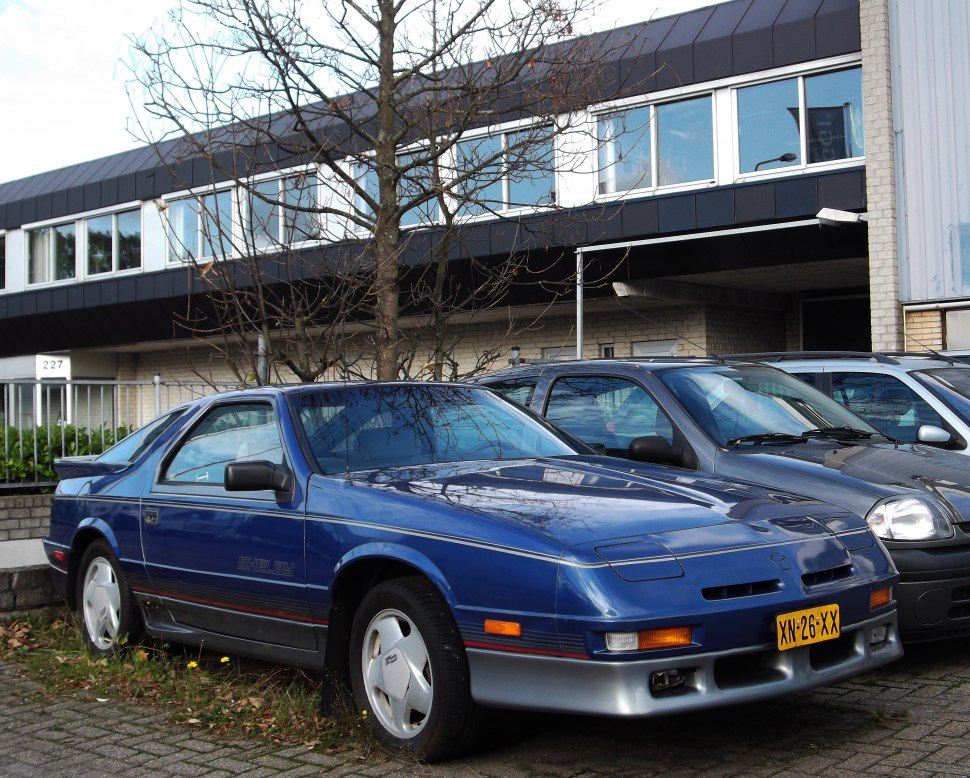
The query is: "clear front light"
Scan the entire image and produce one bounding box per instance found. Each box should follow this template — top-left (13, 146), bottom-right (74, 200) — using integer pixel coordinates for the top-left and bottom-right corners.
top-left (866, 497), bottom-right (953, 541)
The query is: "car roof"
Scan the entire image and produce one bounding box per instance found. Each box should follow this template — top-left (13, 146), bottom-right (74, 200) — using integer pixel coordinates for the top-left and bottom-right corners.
top-left (723, 351), bottom-right (969, 372)
top-left (477, 356), bottom-right (769, 380)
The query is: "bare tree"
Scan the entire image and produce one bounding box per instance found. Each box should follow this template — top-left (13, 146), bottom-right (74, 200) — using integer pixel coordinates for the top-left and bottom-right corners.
top-left (131, 0), bottom-right (635, 380)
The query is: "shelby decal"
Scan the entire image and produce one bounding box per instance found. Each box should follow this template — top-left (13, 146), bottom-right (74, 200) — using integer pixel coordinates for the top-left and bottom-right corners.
top-left (237, 556), bottom-right (296, 577)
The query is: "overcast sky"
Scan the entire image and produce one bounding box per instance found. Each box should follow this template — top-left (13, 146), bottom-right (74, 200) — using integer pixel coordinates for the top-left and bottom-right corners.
top-left (0, 0), bottom-right (723, 186)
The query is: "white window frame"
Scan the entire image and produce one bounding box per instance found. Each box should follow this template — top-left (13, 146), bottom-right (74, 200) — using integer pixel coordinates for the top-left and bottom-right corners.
top-left (588, 53), bottom-right (863, 199)
top-left (82, 207), bottom-right (143, 278)
top-left (732, 63), bottom-right (865, 180)
top-left (24, 220), bottom-right (78, 288)
top-left (594, 93), bottom-right (717, 198)
top-left (243, 165), bottom-right (323, 252)
top-left (163, 185), bottom-right (238, 265)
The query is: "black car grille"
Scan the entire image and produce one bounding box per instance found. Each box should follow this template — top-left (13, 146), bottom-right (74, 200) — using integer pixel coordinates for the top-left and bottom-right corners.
top-left (702, 579), bottom-right (781, 601)
top-left (802, 564), bottom-right (854, 588)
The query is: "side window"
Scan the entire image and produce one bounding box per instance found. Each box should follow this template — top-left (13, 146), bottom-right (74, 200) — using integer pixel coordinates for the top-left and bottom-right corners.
top-left (791, 372), bottom-right (821, 390)
top-left (484, 378), bottom-right (538, 407)
top-left (163, 403), bottom-right (284, 485)
top-left (831, 373), bottom-right (944, 442)
top-left (546, 375), bottom-right (674, 454)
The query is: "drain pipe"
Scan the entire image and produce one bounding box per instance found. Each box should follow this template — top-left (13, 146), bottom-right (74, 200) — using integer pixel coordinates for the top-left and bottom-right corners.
top-left (576, 247), bottom-right (584, 359)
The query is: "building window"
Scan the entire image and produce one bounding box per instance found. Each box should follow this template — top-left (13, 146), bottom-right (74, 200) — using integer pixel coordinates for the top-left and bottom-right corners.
top-left (248, 173), bottom-right (319, 249)
top-left (657, 96), bottom-right (714, 185)
top-left (85, 209), bottom-right (141, 276)
top-left (399, 152), bottom-right (439, 228)
top-left (167, 190), bottom-right (233, 263)
top-left (632, 339), bottom-right (677, 356)
top-left (598, 95), bottom-right (713, 193)
top-left (600, 343), bottom-right (614, 358)
top-left (541, 345), bottom-right (577, 361)
top-left (737, 66), bottom-right (863, 174)
top-left (455, 128), bottom-right (555, 217)
top-left (27, 222), bottom-right (76, 284)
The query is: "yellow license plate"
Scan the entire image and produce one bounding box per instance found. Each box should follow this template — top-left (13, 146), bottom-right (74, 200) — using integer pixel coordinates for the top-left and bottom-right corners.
top-left (776, 604), bottom-right (840, 651)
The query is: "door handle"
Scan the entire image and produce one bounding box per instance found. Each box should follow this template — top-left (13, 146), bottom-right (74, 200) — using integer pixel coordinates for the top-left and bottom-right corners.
top-left (144, 508), bottom-right (159, 526)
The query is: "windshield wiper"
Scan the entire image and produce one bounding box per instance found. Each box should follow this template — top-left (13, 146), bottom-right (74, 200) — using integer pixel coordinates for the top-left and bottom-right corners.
top-left (801, 426), bottom-right (875, 441)
top-left (726, 432), bottom-right (808, 446)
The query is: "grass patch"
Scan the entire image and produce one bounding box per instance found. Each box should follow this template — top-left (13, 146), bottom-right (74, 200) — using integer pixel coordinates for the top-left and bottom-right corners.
top-left (0, 612), bottom-right (369, 754)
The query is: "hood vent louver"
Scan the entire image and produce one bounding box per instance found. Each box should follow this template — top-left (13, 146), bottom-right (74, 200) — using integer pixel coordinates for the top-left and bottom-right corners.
top-left (702, 579), bottom-right (781, 601)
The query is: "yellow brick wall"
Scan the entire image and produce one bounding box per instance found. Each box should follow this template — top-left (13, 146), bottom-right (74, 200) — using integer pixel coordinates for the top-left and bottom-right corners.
top-left (904, 310), bottom-right (944, 352)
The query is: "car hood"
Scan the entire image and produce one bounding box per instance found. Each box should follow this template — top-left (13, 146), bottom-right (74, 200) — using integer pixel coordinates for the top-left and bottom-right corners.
top-left (724, 441), bottom-right (970, 520)
top-left (360, 456), bottom-right (868, 552)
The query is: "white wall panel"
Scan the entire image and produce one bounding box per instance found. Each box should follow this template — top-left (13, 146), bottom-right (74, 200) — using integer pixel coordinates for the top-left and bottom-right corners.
top-left (893, 0), bottom-right (970, 301)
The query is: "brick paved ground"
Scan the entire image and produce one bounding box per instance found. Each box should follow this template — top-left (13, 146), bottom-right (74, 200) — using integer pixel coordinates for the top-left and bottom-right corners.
top-left (2, 638), bottom-right (970, 777)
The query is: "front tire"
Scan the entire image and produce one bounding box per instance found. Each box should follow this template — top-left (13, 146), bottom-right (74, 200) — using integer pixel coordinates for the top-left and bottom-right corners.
top-left (349, 577), bottom-right (479, 761)
top-left (76, 540), bottom-right (142, 656)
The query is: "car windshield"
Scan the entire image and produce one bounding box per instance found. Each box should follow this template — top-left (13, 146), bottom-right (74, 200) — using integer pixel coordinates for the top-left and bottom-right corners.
top-left (658, 365), bottom-right (882, 446)
top-left (917, 368), bottom-right (970, 419)
top-left (291, 384), bottom-right (577, 472)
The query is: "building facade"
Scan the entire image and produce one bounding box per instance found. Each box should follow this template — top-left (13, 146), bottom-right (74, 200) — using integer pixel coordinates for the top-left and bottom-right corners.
top-left (1, 0), bottom-right (946, 424)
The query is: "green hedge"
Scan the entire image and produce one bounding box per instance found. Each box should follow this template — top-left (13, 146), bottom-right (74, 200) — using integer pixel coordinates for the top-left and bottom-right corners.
top-left (0, 425), bottom-right (130, 484)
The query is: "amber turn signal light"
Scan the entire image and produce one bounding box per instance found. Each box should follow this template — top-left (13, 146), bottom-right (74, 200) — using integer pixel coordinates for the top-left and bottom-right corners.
top-left (484, 619), bottom-right (522, 637)
top-left (870, 586), bottom-right (892, 610)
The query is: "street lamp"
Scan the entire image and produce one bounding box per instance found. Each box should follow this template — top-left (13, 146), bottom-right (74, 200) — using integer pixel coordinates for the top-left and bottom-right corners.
top-left (816, 207), bottom-right (869, 226)
top-left (754, 152), bottom-right (797, 171)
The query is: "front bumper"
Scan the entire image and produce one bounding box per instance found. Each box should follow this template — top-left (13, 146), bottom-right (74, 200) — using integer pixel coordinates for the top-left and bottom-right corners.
top-left (890, 545), bottom-right (970, 640)
top-left (467, 611), bottom-right (900, 717)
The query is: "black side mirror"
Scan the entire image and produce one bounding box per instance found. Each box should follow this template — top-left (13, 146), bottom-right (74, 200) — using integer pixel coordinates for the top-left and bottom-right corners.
top-left (225, 461), bottom-right (293, 493)
top-left (628, 435), bottom-right (684, 466)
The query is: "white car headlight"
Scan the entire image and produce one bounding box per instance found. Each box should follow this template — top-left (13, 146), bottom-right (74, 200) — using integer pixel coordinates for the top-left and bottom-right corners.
top-left (866, 497), bottom-right (953, 541)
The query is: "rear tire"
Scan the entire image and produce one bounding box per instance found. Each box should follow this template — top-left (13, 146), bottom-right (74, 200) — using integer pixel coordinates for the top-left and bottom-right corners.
top-left (76, 540), bottom-right (143, 656)
top-left (349, 576), bottom-right (479, 761)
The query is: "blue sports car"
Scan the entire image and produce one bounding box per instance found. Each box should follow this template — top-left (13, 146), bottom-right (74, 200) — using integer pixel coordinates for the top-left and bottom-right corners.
top-left (44, 383), bottom-right (901, 759)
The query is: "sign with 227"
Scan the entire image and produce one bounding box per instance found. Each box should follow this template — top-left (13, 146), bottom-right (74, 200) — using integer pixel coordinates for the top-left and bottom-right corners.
top-left (776, 603), bottom-right (840, 651)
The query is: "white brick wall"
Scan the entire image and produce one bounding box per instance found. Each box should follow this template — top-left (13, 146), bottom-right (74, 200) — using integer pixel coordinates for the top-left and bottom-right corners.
top-left (861, 0), bottom-right (903, 350)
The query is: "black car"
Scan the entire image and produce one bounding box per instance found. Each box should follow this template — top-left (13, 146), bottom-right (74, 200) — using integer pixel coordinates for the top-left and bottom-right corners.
top-left (476, 358), bottom-right (970, 641)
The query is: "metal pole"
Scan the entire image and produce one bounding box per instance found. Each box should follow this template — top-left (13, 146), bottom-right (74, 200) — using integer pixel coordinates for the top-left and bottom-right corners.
top-left (257, 334), bottom-right (269, 385)
top-left (576, 248), bottom-right (584, 360)
top-left (153, 373), bottom-right (162, 417)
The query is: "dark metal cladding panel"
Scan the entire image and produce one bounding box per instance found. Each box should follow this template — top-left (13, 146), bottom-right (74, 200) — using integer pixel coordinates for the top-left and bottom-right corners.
top-left (100, 178), bottom-right (118, 208)
top-left (67, 186), bottom-right (84, 215)
top-left (554, 213), bottom-right (589, 248)
top-left (694, 1), bottom-right (752, 82)
top-left (818, 168), bottom-right (866, 211)
top-left (153, 167), bottom-right (173, 198)
top-left (172, 161), bottom-right (194, 190)
top-left (192, 158), bottom-right (215, 187)
top-left (83, 284), bottom-right (101, 307)
top-left (35, 290), bottom-right (52, 315)
top-left (100, 280), bottom-right (119, 306)
top-left (488, 220), bottom-right (520, 256)
top-left (51, 190), bottom-right (68, 220)
top-left (775, 176), bottom-right (819, 218)
top-left (136, 169), bottom-right (157, 200)
top-left (696, 188), bottom-right (735, 229)
top-left (50, 287), bottom-right (68, 311)
top-left (773, 0), bottom-right (823, 66)
top-left (658, 194), bottom-right (696, 233)
top-left (0, 204), bottom-right (6, 229)
top-left (34, 194), bottom-right (51, 223)
top-left (584, 204), bottom-right (625, 244)
top-left (616, 17), bottom-right (677, 97)
top-left (20, 197), bottom-right (37, 225)
top-left (655, 8), bottom-right (716, 91)
top-left (118, 173), bottom-right (137, 204)
top-left (735, 182), bottom-right (776, 223)
top-left (816, 0), bottom-right (862, 58)
top-left (622, 198), bottom-right (659, 237)
top-left (136, 275), bottom-right (156, 300)
top-left (400, 229), bottom-right (433, 267)
top-left (733, 0), bottom-right (787, 75)
top-left (67, 285), bottom-right (84, 310)
top-left (83, 182), bottom-right (101, 212)
top-left (5, 201), bottom-right (21, 228)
